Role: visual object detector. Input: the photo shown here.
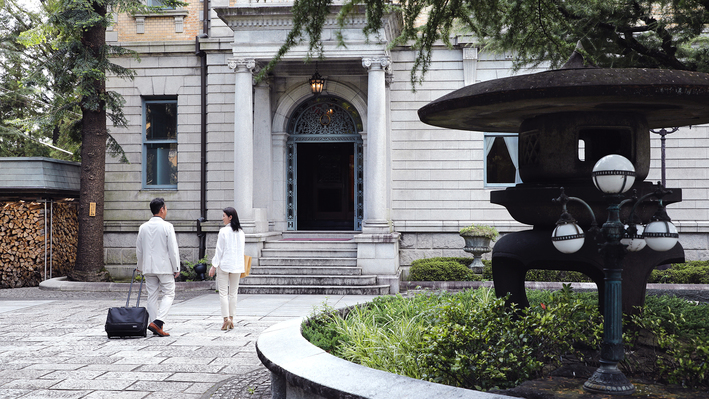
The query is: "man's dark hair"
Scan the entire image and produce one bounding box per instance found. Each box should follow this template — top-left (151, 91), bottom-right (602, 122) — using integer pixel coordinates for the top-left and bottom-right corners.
top-left (150, 198), bottom-right (165, 215)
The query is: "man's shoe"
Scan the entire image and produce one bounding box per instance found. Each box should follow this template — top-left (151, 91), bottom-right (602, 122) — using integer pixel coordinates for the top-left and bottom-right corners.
top-left (148, 322), bottom-right (170, 337)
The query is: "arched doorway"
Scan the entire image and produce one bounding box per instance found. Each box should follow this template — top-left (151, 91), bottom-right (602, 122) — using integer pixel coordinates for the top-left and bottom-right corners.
top-left (286, 96), bottom-right (364, 231)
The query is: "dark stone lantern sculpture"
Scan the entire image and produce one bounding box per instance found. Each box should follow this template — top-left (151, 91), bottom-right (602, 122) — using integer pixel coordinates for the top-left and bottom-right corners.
top-left (419, 50), bottom-right (709, 395)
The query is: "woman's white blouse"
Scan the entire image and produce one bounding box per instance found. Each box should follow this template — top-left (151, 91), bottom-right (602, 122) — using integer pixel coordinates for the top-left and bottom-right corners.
top-left (211, 226), bottom-right (245, 273)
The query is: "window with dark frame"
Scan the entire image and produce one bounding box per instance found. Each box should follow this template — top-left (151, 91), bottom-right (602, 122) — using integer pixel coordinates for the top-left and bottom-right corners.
top-left (484, 133), bottom-right (521, 186)
top-left (143, 99), bottom-right (177, 189)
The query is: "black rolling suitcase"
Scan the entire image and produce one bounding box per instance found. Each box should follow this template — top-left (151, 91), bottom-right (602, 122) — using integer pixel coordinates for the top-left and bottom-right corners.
top-left (105, 269), bottom-right (149, 338)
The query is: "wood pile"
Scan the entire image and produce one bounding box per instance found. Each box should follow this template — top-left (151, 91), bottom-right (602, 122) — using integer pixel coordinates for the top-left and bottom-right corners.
top-left (0, 201), bottom-right (78, 288)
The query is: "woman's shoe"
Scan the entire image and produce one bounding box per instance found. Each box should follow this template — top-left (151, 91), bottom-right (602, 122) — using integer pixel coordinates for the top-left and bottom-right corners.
top-left (221, 317), bottom-right (230, 331)
top-left (228, 316), bottom-right (234, 330)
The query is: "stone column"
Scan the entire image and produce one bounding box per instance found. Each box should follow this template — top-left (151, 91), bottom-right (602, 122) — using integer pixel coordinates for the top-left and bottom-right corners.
top-left (362, 57), bottom-right (391, 233)
top-left (228, 58), bottom-right (257, 231)
top-left (253, 80), bottom-right (273, 227)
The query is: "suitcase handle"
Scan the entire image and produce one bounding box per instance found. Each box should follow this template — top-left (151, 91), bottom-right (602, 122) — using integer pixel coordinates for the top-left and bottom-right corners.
top-left (126, 268), bottom-right (144, 308)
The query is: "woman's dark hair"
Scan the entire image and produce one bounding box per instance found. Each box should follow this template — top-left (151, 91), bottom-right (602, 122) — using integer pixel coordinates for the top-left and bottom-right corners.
top-left (223, 207), bottom-right (242, 231)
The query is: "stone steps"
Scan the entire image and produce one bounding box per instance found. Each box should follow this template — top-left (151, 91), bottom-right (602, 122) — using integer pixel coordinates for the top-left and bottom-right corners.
top-left (237, 285), bottom-right (390, 295)
top-left (241, 275), bottom-right (376, 286)
top-left (251, 266), bottom-right (361, 275)
top-left (246, 232), bottom-right (388, 295)
top-left (106, 232), bottom-right (391, 295)
top-left (260, 248), bottom-right (358, 258)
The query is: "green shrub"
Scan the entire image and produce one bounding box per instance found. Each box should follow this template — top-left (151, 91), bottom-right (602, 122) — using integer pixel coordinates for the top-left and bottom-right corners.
top-left (330, 294), bottom-right (443, 379)
top-left (482, 259), bottom-right (492, 279)
top-left (303, 289), bottom-right (709, 391)
top-left (181, 256), bottom-right (215, 282)
top-left (408, 257), bottom-right (480, 281)
top-left (626, 296), bottom-right (709, 387)
top-left (301, 303), bottom-right (349, 354)
top-left (525, 269), bottom-right (592, 282)
top-left (459, 224), bottom-right (499, 239)
top-left (412, 258), bottom-right (709, 284)
top-left (649, 261), bottom-right (709, 284)
top-left (420, 286), bottom-right (601, 390)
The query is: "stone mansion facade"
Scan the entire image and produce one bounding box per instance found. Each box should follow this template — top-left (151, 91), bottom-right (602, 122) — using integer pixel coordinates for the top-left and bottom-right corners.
top-left (103, 0), bottom-right (709, 292)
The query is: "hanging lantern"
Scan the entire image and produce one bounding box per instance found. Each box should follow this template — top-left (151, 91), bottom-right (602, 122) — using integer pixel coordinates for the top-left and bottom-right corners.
top-left (309, 71), bottom-right (325, 95)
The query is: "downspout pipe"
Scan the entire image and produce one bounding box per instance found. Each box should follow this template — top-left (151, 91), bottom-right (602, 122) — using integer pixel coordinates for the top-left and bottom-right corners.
top-left (195, 32), bottom-right (208, 260)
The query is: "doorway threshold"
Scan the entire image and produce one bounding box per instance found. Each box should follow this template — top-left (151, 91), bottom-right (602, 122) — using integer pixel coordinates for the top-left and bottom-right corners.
top-left (280, 231), bottom-right (359, 241)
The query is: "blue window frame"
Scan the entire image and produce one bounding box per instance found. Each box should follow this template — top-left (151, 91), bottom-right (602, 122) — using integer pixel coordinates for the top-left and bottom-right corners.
top-left (143, 99), bottom-right (178, 189)
top-left (484, 133), bottom-right (521, 187)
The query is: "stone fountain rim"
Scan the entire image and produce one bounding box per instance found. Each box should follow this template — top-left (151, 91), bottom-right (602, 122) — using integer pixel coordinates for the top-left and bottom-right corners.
top-left (418, 67), bottom-right (709, 132)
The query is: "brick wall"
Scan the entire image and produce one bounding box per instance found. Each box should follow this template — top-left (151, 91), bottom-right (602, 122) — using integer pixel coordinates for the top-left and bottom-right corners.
top-left (114, 1), bottom-right (202, 42)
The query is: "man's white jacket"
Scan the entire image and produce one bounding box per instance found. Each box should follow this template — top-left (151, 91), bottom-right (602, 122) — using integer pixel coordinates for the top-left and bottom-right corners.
top-left (136, 216), bottom-right (180, 274)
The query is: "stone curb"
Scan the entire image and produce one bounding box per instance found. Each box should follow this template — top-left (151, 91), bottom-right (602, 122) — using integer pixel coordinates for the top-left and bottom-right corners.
top-left (256, 314), bottom-right (513, 399)
top-left (39, 276), bottom-right (216, 292)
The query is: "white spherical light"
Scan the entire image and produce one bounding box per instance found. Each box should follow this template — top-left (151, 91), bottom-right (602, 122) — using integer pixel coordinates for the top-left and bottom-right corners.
top-left (621, 224), bottom-right (646, 252)
top-left (552, 222), bottom-right (585, 254)
top-left (644, 220), bottom-right (679, 252)
top-left (592, 155), bottom-right (636, 194)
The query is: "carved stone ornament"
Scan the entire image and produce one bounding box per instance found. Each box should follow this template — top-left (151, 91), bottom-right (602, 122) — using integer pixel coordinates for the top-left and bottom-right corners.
top-left (362, 57), bottom-right (391, 71)
top-left (227, 58), bottom-right (256, 72)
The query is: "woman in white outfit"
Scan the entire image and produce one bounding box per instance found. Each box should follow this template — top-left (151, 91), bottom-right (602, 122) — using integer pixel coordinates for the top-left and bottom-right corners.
top-left (209, 207), bottom-right (245, 330)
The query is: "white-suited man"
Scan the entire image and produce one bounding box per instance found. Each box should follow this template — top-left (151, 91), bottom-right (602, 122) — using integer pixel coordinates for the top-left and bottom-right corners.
top-left (136, 198), bottom-right (181, 337)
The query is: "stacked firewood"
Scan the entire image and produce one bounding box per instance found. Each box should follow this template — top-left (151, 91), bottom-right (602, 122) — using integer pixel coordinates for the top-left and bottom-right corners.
top-left (0, 201), bottom-right (78, 288)
top-left (50, 202), bottom-right (78, 278)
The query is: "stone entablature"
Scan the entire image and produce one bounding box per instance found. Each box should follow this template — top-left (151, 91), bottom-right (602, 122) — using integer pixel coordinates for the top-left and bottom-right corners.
top-left (214, 4), bottom-right (402, 60)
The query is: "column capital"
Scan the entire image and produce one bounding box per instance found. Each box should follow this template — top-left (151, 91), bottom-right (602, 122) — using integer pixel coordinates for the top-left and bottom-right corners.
top-left (228, 58), bottom-right (257, 73)
top-left (362, 57), bottom-right (391, 71)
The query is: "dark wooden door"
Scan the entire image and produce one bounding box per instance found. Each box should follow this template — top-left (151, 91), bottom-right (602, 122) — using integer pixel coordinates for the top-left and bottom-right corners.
top-left (297, 143), bottom-right (355, 230)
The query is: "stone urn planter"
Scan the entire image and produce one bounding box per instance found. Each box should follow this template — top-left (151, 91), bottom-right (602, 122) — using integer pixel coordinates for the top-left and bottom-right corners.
top-left (460, 224), bottom-right (499, 273)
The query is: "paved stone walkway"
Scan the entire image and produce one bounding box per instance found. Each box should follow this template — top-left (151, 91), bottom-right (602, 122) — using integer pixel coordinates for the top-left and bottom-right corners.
top-left (0, 287), bottom-right (377, 398)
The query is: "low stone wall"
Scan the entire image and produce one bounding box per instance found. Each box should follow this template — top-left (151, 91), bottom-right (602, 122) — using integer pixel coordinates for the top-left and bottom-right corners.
top-left (256, 310), bottom-right (514, 399)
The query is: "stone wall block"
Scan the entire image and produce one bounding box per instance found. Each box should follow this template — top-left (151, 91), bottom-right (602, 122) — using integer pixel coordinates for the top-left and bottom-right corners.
top-left (679, 233), bottom-right (709, 250)
top-left (418, 233), bottom-right (433, 249)
top-left (399, 233), bottom-right (417, 249)
top-left (122, 249), bottom-right (138, 265)
top-left (104, 233), bottom-right (139, 248)
top-left (432, 233), bottom-right (464, 249)
top-left (104, 249), bottom-right (123, 265)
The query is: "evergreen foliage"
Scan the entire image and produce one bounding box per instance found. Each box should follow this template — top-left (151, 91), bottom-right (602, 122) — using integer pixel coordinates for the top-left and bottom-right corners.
top-left (3, 0), bottom-right (184, 281)
top-left (649, 261), bottom-right (709, 284)
top-left (408, 257), bottom-right (479, 281)
top-left (0, 0), bottom-right (74, 158)
top-left (263, 0), bottom-right (709, 87)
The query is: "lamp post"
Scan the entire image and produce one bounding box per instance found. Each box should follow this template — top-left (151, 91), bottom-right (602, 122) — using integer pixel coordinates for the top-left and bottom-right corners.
top-left (649, 127), bottom-right (679, 187)
top-left (551, 154), bottom-right (679, 396)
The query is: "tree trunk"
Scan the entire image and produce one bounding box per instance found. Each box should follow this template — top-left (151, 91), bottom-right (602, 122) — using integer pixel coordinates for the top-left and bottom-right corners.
top-left (69, 1), bottom-right (110, 282)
